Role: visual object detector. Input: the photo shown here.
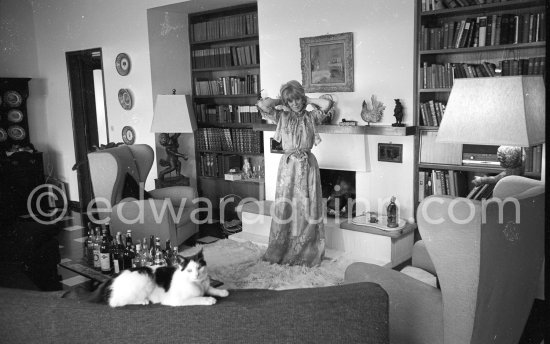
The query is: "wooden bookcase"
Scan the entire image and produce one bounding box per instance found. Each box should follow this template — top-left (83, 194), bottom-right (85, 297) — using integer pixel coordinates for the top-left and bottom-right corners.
top-left (413, 0), bottom-right (546, 206)
top-left (189, 3), bottom-right (264, 219)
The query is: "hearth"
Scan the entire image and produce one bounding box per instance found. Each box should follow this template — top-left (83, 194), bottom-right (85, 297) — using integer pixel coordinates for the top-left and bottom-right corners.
top-left (320, 168), bottom-right (356, 218)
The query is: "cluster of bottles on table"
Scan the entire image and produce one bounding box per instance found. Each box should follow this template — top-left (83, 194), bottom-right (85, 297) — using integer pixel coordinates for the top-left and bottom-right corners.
top-left (84, 223), bottom-right (179, 275)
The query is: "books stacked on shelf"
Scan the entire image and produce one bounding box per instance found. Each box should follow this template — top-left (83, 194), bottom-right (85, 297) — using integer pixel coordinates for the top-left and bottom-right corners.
top-left (500, 57), bottom-right (545, 76)
top-left (196, 127), bottom-right (262, 154)
top-left (194, 104), bottom-right (261, 124)
top-left (421, 62), bottom-right (455, 88)
top-left (418, 170), bottom-right (468, 201)
top-left (191, 12), bottom-right (258, 42)
top-left (199, 153), bottom-right (242, 178)
top-left (194, 75), bottom-right (260, 96)
top-left (419, 100), bottom-right (445, 126)
top-left (523, 144), bottom-right (543, 175)
top-left (420, 12), bottom-right (546, 49)
top-left (191, 44), bottom-right (259, 69)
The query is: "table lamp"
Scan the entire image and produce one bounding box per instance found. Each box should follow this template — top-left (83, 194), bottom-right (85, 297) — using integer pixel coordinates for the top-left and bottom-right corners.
top-left (150, 91), bottom-right (197, 181)
top-left (436, 75), bottom-right (546, 184)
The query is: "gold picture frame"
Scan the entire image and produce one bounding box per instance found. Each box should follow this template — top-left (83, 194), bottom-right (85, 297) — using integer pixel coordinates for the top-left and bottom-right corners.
top-left (300, 32), bottom-right (354, 93)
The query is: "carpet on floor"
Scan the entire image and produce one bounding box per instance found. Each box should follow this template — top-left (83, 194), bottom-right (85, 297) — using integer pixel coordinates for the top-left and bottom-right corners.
top-left (182, 239), bottom-right (353, 290)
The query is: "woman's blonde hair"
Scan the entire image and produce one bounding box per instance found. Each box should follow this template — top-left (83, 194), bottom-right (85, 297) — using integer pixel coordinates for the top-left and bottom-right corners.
top-left (280, 80), bottom-right (307, 105)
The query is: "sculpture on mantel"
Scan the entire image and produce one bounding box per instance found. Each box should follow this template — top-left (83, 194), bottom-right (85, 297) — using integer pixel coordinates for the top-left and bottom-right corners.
top-left (360, 95), bottom-right (385, 125)
top-left (392, 99), bottom-right (405, 127)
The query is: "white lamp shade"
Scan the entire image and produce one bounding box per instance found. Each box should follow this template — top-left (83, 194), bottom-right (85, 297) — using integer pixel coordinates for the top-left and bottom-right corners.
top-left (151, 94), bottom-right (197, 133)
top-left (436, 76), bottom-right (545, 147)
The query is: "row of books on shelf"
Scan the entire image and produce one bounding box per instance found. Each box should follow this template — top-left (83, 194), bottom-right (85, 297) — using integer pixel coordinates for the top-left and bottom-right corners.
top-left (421, 12), bottom-right (545, 50)
top-left (421, 58), bottom-right (544, 88)
top-left (523, 145), bottom-right (543, 175)
top-left (196, 127), bottom-right (262, 154)
top-left (191, 45), bottom-right (259, 69)
top-left (191, 12), bottom-right (258, 42)
top-left (199, 153), bottom-right (241, 178)
top-left (422, 0), bottom-right (539, 12)
top-left (194, 104), bottom-right (262, 124)
top-left (419, 100), bottom-right (446, 126)
top-left (419, 169), bottom-right (495, 201)
top-left (194, 75), bottom-right (260, 96)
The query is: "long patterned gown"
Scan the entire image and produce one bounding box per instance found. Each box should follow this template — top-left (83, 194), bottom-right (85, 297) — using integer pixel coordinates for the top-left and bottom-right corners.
top-left (260, 105), bottom-right (329, 267)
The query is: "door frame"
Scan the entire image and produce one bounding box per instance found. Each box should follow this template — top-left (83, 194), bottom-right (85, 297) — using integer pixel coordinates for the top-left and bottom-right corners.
top-left (66, 47), bottom-right (109, 211)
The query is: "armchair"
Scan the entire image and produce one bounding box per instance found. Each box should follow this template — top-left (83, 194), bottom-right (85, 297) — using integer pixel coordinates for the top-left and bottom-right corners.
top-left (345, 176), bottom-right (545, 344)
top-left (87, 144), bottom-right (198, 247)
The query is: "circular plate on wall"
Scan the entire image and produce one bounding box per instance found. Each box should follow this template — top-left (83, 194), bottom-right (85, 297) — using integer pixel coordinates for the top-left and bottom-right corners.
top-left (4, 90), bottom-right (23, 107)
top-left (7, 109), bottom-right (24, 123)
top-left (115, 53), bottom-right (131, 76)
top-left (7, 125), bottom-right (26, 140)
top-left (121, 126), bottom-right (136, 145)
top-left (118, 88), bottom-right (133, 110)
top-left (0, 128), bottom-right (7, 142)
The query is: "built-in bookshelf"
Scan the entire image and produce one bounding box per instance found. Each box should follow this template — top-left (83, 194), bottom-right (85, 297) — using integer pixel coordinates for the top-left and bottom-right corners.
top-left (189, 3), bottom-right (264, 219)
top-left (414, 0), bottom-right (546, 205)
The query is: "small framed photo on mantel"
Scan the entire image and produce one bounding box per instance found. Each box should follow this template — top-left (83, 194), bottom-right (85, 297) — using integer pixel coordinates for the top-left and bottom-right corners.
top-left (300, 32), bottom-right (354, 93)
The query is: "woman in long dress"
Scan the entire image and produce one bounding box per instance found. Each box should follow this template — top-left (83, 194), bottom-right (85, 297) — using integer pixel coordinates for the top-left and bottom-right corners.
top-left (256, 80), bottom-right (333, 267)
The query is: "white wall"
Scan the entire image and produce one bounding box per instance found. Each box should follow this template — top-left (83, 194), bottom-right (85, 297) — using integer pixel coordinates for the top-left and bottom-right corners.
top-left (258, 0), bottom-right (416, 220)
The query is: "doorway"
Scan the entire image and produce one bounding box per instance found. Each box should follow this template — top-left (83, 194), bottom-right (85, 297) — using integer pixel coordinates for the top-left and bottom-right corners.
top-left (66, 48), bottom-right (109, 211)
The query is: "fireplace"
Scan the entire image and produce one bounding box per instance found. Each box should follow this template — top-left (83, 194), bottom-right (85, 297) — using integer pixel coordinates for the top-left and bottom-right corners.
top-left (320, 168), bottom-right (356, 218)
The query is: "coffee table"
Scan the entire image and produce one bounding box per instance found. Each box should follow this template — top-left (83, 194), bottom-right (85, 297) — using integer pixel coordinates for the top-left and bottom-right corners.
top-left (58, 259), bottom-right (223, 287)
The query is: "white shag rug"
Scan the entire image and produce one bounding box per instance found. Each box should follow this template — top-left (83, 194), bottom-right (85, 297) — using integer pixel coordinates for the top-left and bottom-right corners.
top-left (182, 239), bottom-right (353, 290)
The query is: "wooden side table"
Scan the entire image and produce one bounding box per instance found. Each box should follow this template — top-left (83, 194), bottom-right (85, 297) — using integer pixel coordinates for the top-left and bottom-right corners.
top-left (155, 175), bottom-right (190, 189)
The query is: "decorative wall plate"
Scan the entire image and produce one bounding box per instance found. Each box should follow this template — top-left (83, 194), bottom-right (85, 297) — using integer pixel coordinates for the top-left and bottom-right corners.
top-left (121, 126), bottom-right (136, 145)
top-left (7, 109), bottom-right (24, 123)
top-left (7, 125), bottom-right (26, 140)
top-left (4, 90), bottom-right (23, 107)
top-left (118, 88), bottom-right (133, 110)
top-left (115, 53), bottom-right (131, 76)
top-left (0, 128), bottom-right (7, 142)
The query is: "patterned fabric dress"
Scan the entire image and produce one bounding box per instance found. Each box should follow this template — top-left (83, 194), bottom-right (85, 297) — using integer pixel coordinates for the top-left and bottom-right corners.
top-left (260, 106), bottom-right (329, 267)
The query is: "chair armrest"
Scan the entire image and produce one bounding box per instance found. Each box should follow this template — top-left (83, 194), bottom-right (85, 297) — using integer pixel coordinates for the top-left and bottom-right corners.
top-left (148, 186), bottom-right (197, 208)
top-left (412, 241), bottom-right (436, 276)
top-left (344, 262), bottom-right (443, 344)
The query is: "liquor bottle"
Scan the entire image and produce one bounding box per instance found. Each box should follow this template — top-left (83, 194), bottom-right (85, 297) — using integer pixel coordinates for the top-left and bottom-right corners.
top-left (387, 196), bottom-right (398, 228)
top-left (133, 243), bottom-right (142, 268)
top-left (93, 226), bottom-right (101, 270)
top-left (123, 232), bottom-right (134, 269)
top-left (171, 246), bottom-right (179, 266)
top-left (85, 226), bottom-right (94, 266)
top-left (164, 240), bottom-right (173, 266)
top-left (111, 232), bottom-right (124, 273)
top-left (149, 235), bottom-right (156, 261)
top-left (140, 241), bottom-right (151, 267)
top-left (99, 229), bottom-right (112, 274)
top-left (153, 237), bottom-right (166, 266)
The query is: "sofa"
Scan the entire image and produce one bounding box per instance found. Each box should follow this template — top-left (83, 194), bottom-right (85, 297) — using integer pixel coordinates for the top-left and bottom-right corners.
top-left (0, 281), bottom-right (389, 343)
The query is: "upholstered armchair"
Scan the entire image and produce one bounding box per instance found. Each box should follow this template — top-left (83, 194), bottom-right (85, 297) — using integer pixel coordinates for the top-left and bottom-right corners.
top-left (87, 144), bottom-right (198, 247)
top-left (345, 176), bottom-right (545, 344)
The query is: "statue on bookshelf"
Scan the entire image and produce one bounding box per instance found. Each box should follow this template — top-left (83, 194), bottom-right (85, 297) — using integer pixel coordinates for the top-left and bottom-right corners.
top-left (472, 146), bottom-right (523, 187)
top-left (158, 133), bottom-right (189, 181)
top-left (392, 99), bottom-right (405, 127)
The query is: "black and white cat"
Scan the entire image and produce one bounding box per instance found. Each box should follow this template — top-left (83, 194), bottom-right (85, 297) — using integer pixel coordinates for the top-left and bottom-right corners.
top-left (94, 249), bottom-right (228, 307)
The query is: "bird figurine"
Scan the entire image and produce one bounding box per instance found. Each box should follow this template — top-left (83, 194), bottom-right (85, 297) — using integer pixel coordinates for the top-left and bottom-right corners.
top-left (361, 95), bottom-right (386, 125)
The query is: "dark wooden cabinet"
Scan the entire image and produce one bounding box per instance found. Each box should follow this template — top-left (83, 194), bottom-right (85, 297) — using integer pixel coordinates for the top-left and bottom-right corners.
top-left (0, 152), bottom-right (45, 220)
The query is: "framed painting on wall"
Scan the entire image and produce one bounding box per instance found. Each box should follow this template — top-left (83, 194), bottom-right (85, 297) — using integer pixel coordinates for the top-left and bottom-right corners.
top-left (300, 32), bottom-right (354, 93)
